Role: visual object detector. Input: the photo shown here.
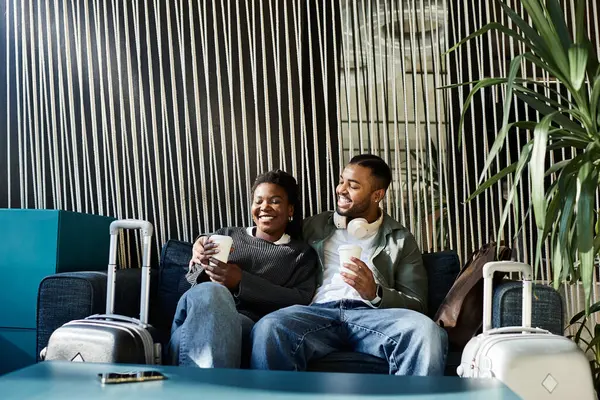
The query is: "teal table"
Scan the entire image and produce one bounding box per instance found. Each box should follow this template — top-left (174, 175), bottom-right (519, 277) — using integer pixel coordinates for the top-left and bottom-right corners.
top-left (0, 362), bottom-right (521, 399)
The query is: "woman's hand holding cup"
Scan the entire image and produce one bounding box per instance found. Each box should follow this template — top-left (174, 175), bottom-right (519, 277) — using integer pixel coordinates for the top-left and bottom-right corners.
top-left (188, 235), bottom-right (234, 269)
top-left (205, 258), bottom-right (242, 289)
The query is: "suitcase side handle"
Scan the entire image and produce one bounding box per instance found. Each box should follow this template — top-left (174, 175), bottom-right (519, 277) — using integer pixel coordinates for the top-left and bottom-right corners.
top-left (482, 261), bottom-right (533, 333)
top-left (106, 219), bottom-right (153, 325)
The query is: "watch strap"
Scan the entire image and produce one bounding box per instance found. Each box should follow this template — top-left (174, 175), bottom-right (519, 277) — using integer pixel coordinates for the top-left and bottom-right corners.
top-left (370, 285), bottom-right (383, 306)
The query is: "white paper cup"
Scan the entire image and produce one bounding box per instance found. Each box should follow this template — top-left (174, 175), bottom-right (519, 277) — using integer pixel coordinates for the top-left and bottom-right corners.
top-left (209, 235), bottom-right (233, 263)
top-left (338, 244), bottom-right (362, 276)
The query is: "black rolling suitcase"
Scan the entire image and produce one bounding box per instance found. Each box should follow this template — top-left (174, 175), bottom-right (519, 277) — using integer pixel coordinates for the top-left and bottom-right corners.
top-left (42, 220), bottom-right (161, 365)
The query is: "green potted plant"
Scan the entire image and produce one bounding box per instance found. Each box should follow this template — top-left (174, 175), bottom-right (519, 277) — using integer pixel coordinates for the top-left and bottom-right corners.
top-left (568, 300), bottom-right (600, 391)
top-left (447, 0), bottom-right (600, 312)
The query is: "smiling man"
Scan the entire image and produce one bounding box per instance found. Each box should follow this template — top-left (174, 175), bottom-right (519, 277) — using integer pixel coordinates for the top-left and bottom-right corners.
top-left (250, 154), bottom-right (448, 376)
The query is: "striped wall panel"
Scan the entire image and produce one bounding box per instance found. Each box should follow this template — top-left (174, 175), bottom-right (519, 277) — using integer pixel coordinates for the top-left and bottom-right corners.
top-left (1, 0), bottom-right (336, 254)
top-left (2, 0), bottom-right (600, 321)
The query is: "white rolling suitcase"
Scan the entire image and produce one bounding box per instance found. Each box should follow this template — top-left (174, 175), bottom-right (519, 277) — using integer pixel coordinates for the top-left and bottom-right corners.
top-left (457, 261), bottom-right (595, 399)
top-left (43, 219), bottom-right (161, 365)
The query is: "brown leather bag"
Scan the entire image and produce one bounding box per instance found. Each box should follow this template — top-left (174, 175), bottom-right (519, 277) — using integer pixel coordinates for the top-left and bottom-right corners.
top-left (433, 242), bottom-right (512, 349)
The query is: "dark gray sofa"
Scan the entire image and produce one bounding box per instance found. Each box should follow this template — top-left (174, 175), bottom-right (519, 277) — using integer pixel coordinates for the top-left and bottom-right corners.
top-left (36, 240), bottom-right (564, 376)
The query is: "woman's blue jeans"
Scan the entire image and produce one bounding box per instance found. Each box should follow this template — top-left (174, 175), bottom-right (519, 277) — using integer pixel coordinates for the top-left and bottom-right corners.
top-left (169, 282), bottom-right (254, 368)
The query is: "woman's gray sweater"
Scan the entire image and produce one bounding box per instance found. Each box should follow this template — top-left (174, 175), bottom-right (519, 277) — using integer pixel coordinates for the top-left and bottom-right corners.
top-left (190, 227), bottom-right (318, 320)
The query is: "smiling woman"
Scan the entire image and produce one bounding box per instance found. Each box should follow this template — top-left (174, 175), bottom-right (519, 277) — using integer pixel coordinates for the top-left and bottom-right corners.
top-left (250, 173), bottom-right (299, 243)
top-left (167, 170), bottom-right (318, 370)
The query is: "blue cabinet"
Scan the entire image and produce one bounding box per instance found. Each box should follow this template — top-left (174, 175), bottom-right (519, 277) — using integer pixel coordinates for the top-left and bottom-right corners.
top-left (0, 209), bottom-right (115, 375)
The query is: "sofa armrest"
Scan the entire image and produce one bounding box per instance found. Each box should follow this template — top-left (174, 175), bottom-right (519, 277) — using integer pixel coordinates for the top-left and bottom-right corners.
top-left (37, 271), bottom-right (107, 361)
top-left (36, 269), bottom-right (151, 360)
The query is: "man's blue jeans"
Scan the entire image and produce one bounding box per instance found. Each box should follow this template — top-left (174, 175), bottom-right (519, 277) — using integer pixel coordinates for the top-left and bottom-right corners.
top-left (250, 300), bottom-right (448, 376)
top-left (169, 282), bottom-right (254, 368)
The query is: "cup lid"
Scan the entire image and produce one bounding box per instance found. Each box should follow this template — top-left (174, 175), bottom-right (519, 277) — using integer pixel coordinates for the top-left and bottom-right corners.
top-left (210, 234), bottom-right (232, 242)
top-left (338, 244), bottom-right (362, 251)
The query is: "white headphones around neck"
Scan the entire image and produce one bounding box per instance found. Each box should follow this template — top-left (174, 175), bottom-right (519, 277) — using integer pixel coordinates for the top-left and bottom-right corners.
top-left (333, 212), bottom-right (383, 240)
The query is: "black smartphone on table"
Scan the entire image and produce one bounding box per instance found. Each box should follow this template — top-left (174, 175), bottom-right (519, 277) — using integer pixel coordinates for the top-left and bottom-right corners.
top-left (98, 371), bottom-right (167, 384)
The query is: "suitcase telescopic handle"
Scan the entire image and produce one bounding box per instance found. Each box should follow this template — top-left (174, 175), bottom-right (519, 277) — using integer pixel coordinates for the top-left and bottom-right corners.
top-left (106, 219), bottom-right (153, 325)
top-left (482, 261), bottom-right (533, 333)
top-left (110, 220), bottom-right (153, 236)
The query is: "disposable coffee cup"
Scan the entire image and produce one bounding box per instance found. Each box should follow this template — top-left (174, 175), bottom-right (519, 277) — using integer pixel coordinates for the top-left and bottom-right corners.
top-left (338, 244), bottom-right (362, 276)
top-left (209, 235), bottom-right (233, 263)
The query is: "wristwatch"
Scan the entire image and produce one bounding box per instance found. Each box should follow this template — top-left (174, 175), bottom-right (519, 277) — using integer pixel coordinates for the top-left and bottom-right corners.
top-left (370, 285), bottom-right (383, 306)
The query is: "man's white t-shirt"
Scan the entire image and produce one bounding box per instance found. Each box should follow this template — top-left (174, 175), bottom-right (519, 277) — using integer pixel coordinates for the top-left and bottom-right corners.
top-left (311, 229), bottom-right (380, 306)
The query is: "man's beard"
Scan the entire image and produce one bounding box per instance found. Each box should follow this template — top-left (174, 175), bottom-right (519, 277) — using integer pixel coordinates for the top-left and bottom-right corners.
top-left (336, 196), bottom-right (371, 218)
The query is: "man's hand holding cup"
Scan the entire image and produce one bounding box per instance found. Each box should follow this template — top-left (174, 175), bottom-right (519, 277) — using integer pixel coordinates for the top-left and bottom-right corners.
top-left (339, 244), bottom-right (377, 301)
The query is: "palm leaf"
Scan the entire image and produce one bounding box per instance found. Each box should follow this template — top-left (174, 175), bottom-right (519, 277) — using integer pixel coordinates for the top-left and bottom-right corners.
top-left (547, 137), bottom-right (589, 150)
top-left (441, 78), bottom-right (572, 104)
top-left (496, 0), bottom-right (553, 64)
top-left (546, 0), bottom-right (572, 52)
top-left (514, 91), bottom-right (587, 135)
top-left (569, 44), bottom-right (589, 91)
top-left (588, 333), bottom-right (600, 354)
top-left (521, 53), bottom-right (570, 86)
top-left (445, 22), bottom-right (534, 56)
top-left (583, 38), bottom-right (600, 80)
top-left (570, 300), bottom-right (600, 325)
top-left (530, 114), bottom-right (552, 230)
top-left (551, 221), bottom-right (564, 289)
top-left (577, 160), bottom-right (597, 311)
top-left (566, 109), bottom-right (596, 135)
top-left (466, 162), bottom-right (518, 202)
top-left (519, 0), bottom-right (570, 76)
top-left (513, 80), bottom-right (574, 107)
top-left (557, 175), bottom-right (577, 284)
top-left (496, 141), bottom-right (533, 245)
top-left (591, 76), bottom-right (600, 129)
top-left (541, 190), bottom-right (561, 243)
top-left (478, 55), bottom-right (527, 183)
top-left (456, 78), bottom-right (507, 146)
top-left (575, 0), bottom-right (588, 44)
top-left (545, 159), bottom-right (572, 176)
top-left (572, 316), bottom-right (590, 345)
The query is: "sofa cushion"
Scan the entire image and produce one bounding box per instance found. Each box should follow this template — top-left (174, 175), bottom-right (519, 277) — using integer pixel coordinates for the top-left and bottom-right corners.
top-left (37, 272), bottom-right (107, 361)
top-left (422, 250), bottom-right (461, 318)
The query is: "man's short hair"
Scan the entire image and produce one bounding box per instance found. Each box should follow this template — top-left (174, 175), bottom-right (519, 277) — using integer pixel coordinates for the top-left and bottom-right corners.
top-left (348, 154), bottom-right (392, 191)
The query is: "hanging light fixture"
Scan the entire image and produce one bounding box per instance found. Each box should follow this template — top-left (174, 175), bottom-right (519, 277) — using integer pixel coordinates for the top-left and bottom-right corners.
top-left (340, 0), bottom-right (446, 81)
